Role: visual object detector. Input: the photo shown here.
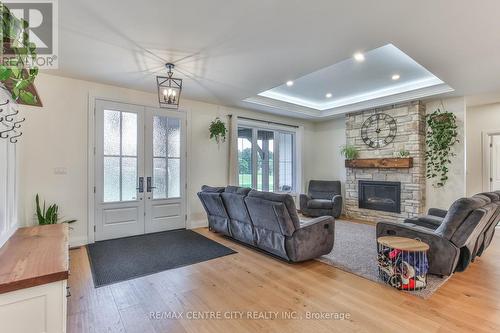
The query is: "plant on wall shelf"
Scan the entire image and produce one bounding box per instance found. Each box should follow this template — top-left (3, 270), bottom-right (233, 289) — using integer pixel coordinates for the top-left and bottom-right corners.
top-left (0, 2), bottom-right (41, 143)
top-left (394, 149), bottom-right (410, 158)
top-left (209, 117), bottom-right (227, 145)
top-left (425, 108), bottom-right (459, 187)
top-left (0, 2), bottom-right (39, 105)
top-left (340, 144), bottom-right (359, 160)
top-left (35, 194), bottom-right (76, 225)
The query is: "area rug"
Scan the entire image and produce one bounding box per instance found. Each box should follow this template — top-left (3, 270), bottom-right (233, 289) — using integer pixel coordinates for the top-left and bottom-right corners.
top-left (315, 219), bottom-right (451, 299)
top-left (87, 229), bottom-right (236, 287)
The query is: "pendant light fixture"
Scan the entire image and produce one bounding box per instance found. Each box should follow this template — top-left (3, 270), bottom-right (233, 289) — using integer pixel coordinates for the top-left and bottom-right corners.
top-left (157, 63), bottom-right (182, 109)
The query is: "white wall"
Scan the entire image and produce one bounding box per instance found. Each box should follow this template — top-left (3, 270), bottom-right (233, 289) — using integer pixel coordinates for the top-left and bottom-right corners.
top-left (424, 97), bottom-right (466, 210)
top-left (18, 73), bottom-right (314, 246)
top-left (466, 102), bottom-right (500, 195)
top-left (307, 117), bottom-right (347, 198)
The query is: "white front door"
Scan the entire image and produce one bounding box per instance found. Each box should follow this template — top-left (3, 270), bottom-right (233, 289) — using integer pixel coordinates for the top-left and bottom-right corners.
top-left (490, 135), bottom-right (500, 191)
top-left (144, 108), bottom-right (186, 233)
top-left (94, 100), bottom-right (186, 241)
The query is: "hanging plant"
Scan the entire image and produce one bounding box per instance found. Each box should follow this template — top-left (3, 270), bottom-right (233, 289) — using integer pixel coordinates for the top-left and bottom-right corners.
top-left (209, 117), bottom-right (227, 144)
top-left (425, 108), bottom-right (459, 187)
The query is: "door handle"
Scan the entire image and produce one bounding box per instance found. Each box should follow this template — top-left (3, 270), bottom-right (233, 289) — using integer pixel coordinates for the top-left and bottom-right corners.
top-left (137, 177), bottom-right (144, 193)
top-left (147, 176), bottom-right (156, 192)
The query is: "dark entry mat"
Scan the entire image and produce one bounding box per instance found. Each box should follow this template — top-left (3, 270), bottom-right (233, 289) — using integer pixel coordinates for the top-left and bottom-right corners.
top-left (87, 229), bottom-right (236, 287)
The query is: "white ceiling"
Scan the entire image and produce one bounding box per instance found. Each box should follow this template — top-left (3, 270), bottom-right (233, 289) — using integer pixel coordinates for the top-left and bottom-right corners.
top-left (254, 44), bottom-right (452, 116)
top-left (51, 0), bottom-right (500, 119)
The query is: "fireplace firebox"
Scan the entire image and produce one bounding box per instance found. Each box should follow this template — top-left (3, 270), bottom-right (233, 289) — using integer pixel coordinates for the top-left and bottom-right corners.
top-left (358, 181), bottom-right (401, 213)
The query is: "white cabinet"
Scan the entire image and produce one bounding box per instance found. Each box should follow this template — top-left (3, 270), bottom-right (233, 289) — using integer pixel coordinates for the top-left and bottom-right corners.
top-left (0, 280), bottom-right (67, 333)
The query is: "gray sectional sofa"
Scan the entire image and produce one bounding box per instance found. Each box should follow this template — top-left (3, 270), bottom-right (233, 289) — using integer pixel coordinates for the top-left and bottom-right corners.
top-left (377, 192), bottom-right (500, 276)
top-left (198, 185), bottom-right (335, 262)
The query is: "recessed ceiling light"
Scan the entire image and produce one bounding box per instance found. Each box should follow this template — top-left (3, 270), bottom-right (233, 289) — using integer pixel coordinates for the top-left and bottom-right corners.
top-left (392, 74), bottom-right (400, 80)
top-left (286, 80), bottom-right (294, 87)
top-left (325, 93), bottom-right (332, 98)
top-left (353, 52), bottom-right (365, 62)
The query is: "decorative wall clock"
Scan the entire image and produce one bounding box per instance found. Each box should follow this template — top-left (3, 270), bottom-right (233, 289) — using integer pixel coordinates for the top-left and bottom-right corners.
top-left (361, 113), bottom-right (397, 148)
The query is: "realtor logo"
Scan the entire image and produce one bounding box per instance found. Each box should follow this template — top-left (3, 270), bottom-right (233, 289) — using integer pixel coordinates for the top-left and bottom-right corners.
top-left (3, 0), bottom-right (58, 68)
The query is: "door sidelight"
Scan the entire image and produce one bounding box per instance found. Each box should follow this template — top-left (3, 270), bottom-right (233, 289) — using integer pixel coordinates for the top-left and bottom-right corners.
top-left (147, 176), bottom-right (156, 193)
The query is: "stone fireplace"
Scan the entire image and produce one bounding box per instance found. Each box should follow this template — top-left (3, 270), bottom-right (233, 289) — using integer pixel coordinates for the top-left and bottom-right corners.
top-left (345, 102), bottom-right (426, 223)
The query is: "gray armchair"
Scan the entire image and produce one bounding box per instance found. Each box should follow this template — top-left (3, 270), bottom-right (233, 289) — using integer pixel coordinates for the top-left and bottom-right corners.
top-left (300, 180), bottom-right (342, 218)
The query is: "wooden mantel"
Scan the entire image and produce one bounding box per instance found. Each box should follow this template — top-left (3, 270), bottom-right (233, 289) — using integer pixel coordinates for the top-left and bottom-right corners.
top-left (345, 157), bottom-right (413, 169)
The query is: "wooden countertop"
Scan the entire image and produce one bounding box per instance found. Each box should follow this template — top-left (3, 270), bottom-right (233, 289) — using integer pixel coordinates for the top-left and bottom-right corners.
top-left (0, 224), bottom-right (69, 294)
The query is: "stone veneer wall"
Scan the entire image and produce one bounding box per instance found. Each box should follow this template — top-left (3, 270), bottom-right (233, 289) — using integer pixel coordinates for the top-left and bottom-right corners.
top-left (345, 102), bottom-right (426, 223)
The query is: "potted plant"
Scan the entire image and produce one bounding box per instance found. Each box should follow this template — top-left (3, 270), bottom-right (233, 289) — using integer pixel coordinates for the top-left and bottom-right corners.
top-left (209, 117), bottom-right (227, 146)
top-left (35, 194), bottom-right (76, 225)
top-left (340, 144), bottom-right (359, 160)
top-left (394, 149), bottom-right (410, 158)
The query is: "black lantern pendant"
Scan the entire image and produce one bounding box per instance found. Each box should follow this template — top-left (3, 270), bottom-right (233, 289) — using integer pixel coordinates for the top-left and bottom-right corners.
top-left (157, 63), bottom-right (182, 109)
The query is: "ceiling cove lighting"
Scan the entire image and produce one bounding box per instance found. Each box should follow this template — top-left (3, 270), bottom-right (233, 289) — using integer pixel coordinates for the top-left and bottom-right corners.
top-left (353, 52), bottom-right (365, 62)
top-left (254, 44), bottom-right (453, 112)
top-left (286, 80), bottom-right (294, 87)
top-left (157, 63), bottom-right (182, 109)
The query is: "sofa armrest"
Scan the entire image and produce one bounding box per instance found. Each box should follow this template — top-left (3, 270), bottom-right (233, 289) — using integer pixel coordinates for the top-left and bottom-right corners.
top-left (285, 216), bottom-right (335, 262)
top-left (299, 193), bottom-right (311, 211)
top-left (406, 215), bottom-right (443, 230)
top-left (427, 208), bottom-right (448, 218)
top-left (376, 221), bottom-right (460, 276)
top-left (332, 195), bottom-right (343, 218)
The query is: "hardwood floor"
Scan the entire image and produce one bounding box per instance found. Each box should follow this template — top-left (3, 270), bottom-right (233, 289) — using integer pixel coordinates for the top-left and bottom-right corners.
top-left (68, 226), bottom-right (500, 333)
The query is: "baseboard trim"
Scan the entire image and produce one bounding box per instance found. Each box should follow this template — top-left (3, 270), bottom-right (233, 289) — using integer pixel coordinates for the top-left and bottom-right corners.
top-left (188, 219), bottom-right (208, 229)
top-left (70, 235), bottom-right (88, 248)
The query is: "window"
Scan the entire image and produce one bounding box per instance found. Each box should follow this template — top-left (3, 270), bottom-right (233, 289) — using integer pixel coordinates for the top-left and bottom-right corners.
top-left (103, 110), bottom-right (138, 202)
top-left (237, 124), bottom-right (296, 193)
top-left (152, 115), bottom-right (181, 199)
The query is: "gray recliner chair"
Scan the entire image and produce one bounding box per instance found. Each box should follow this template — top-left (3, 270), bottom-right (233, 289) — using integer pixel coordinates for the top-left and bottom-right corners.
top-left (198, 186), bottom-right (335, 262)
top-left (300, 180), bottom-right (342, 218)
top-left (377, 195), bottom-right (497, 276)
top-left (404, 192), bottom-right (500, 259)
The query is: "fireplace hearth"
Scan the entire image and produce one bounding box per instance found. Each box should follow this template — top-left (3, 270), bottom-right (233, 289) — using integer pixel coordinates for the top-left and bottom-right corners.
top-left (358, 181), bottom-right (401, 213)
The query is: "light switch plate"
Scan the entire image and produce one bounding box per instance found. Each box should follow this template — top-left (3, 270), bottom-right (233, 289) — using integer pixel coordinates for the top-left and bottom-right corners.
top-left (54, 167), bottom-right (67, 175)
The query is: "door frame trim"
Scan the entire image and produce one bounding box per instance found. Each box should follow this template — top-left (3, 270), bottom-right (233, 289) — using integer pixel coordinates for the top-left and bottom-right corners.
top-left (87, 95), bottom-right (189, 244)
top-left (481, 130), bottom-right (500, 192)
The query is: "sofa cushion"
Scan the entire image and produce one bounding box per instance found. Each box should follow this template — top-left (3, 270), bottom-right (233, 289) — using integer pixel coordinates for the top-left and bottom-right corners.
top-left (246, 190), bottom-right (301, 231)
top-left (221, 187), bottom-right (254, 245)
top-left (307, 199), bottom-right (333, 210)
top-left (201, 185), bottom-right (225, 193)
top-left (436, 196), bottom-right (490, 240)
top-left (477, 192), bottom-right (500, 202)
top-left (225, 186), bottom-right (251, 195)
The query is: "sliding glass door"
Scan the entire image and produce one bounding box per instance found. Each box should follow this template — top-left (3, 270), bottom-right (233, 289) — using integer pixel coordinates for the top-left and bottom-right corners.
top-left (237, 125), bottom-right (296, 193)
